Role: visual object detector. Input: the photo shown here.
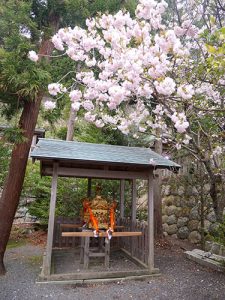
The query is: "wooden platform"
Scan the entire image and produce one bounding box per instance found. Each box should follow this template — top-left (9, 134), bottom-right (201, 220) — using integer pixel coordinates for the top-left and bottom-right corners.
top-left (38, 247), bottom-right (159, 282)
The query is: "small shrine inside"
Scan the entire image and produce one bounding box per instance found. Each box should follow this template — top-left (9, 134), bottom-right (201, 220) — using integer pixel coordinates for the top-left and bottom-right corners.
top-left (82, 184), bottom-right (117, 237)
top-left (31, 138), bottom-right (180, 282)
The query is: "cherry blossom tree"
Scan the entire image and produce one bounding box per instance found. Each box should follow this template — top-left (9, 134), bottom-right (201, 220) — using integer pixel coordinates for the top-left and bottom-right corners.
top-left (30, 0), bottom-right (225, 218)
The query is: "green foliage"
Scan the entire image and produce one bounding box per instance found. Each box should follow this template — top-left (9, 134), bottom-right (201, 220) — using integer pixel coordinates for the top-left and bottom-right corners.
top-left (210, 218), bottom-right (225, 247)
top-left (74, 121), bottom-right (128, 145)
top-left (2, 127), bottom-right (27, 144)
top-left (23, 161), bottom-right (125, 224)
top-left (0, 141), bottom-right (11, 188)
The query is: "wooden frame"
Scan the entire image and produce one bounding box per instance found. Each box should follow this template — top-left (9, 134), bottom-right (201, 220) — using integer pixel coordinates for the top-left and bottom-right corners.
top-left (41, 161), bottom-right (156, 279)
top-left (42, 162), bottom-right (58, 276)
top-left (42, 166), bottom-right (149, 179)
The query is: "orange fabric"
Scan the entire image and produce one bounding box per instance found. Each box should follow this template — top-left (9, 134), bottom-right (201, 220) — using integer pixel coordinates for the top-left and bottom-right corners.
top-left (109, 201), bottom-right (117, 231)
top-left (83, 200), bottom-right (99, 233)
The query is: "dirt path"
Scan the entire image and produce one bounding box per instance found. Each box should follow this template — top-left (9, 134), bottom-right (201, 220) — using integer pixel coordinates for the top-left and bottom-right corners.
top-left (0, 238), bottom-right (225, 300)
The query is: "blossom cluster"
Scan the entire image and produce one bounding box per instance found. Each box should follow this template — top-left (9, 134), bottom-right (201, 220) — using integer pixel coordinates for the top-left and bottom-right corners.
top-left (43, 0), bottom-right (196, 138)
top-left (28, 0), bottom-right (223, 151)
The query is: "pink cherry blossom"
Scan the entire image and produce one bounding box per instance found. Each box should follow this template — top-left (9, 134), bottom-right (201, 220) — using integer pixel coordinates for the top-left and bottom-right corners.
top-left (44, 101), bottom-right (56, 110)
top-left (69, 90), bottom-right (82, 102)
top-left (28, 50), bottom-right (38, 62)
top-left (48, 83), bottom-right (62, 96)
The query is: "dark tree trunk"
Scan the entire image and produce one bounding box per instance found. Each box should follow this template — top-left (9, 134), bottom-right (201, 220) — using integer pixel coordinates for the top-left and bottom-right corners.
top-left (0, 37), bottom-right (56, 275)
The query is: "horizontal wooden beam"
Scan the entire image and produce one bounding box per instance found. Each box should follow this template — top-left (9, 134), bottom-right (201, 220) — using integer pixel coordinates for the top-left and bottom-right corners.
top-left (60, 224), bottom-right (82, 229)
top-left (43, 166), bottom-right (149, 180)
top-left (60, 224), bottom-right (125, 229)
top-left (62, 231), bottom-right (142, 237)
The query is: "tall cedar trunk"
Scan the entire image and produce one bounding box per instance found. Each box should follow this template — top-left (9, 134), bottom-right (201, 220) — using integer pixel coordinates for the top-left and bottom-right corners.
top-left (66, 108), bottom-right (76, 141)
top-left (153, 135), bottom-right (163, 238)
top-left (0, 34), bottom-right (57, 275)
top-left (66, 64), bottom-right (81, 141)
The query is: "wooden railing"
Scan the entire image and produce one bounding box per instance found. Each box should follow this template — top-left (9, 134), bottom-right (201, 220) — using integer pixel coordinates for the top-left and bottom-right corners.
top-left (53, 216), bottom-right (81, 248)
top-left (54, 217), bottom-right (149, 266)
top-left (117, 218), bottom-right (149, 266)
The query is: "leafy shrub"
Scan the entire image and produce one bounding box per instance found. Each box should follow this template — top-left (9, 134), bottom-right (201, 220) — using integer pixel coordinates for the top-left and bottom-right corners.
top-left (0, 141), bottom-right (11, 188)
top-left (23, 161), bottom-right (130, 225)
top-left (210, 217), bottom-right (225, 247)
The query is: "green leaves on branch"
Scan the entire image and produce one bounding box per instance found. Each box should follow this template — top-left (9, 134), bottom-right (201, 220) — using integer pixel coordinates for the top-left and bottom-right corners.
top-left (2, 127), bottom-right (27, 144)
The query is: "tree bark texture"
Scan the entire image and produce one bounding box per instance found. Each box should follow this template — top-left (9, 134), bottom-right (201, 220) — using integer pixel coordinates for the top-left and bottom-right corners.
top-left (0, 37), bottom-right (57, 275)
top-left (66, 63), bottom-right (81, 141)
top-left (66, 108), bottom-right (76, 141)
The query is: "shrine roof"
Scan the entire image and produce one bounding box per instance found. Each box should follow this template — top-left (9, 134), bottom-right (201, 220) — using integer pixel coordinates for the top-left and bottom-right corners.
top-left (31, 138), bottom-right (180, 173)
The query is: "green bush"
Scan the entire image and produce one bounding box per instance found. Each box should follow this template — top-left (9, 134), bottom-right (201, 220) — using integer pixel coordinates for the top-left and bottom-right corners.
top-left (210, 217), bottom-right (225, 247)
top-left (23, 161), bottom-right (130, 225)
top-left (0, 141), bottom-right (11, 188)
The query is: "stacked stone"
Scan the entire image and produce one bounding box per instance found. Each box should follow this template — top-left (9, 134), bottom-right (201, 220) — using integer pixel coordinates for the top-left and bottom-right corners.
top-left (161, 180), bottom-right (217, 244)
top-left (14, 197), bottom-right (37, 224)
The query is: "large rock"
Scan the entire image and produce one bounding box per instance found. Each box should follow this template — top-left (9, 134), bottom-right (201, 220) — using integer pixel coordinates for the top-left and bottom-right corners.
top-left (178, 186), bottom-right (185, 196)
top-left (166, 205), bottom-right (177, 216)
top-left (175, 207), bottom-right (182, 217)
top-left (203, 183), bottom-right (210, 193)
top-left (177, 226), bottom-right (189, 239)
top-left (14, 217), bottom-right (25, 224)
top-left (17, 207), bottom-right (28, 214)
top-left (208, 223), bottom-right (219, 235)
top-left (187, 196), bottom-right (197, 207)
top-left (198, 220), bottom-right (211, 232)
top-left (173, 196), bottom-right (182, 207)
top-left (167, 224), bottom-right (178, 235)
top-left (192, 186), bottom-right (199, 196)
top-left (26, 197), bottom-right (36, 204)
top-left (163, 195), bottom-right (175, 207)
top-left (180, 207), bottom-right (191, 217)
top-left (162, 215), bottom-right (168, 224)
top-left (188, 220), bottom-right (199, 231)
top-left (206, 211), bottom-right (216, 223)
top-left (162, 185), bottom-right (171, 196)
top-left (189, 207), bottom-right (200, 220)
top-left (211, 242), bottom-right (221, 255)
top-left (162, 223), bottom-right (169, 232)
top-left (177, 217), bottom-right (189, 228)
top-left (188, 231), bottom-right (201, 244)
top-left (167, 214), bottom-right (177, 225)
top-left (205, 241), bottom-right (213, 252)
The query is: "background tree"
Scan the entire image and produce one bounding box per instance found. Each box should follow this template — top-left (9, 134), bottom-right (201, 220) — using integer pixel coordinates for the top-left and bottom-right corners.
top-left (0, 0), bottom-right (136, 275)
top-left (42, 0), bottom-right (224, 223)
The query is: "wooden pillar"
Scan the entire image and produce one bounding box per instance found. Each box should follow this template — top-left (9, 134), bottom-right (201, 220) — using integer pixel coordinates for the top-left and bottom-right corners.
top-left (131, 179), bottom-right (136, 256)
top-left (131, 179), bottom-right (137, 224)
top-left (148, 170), bottom-right (154, 272)
top-left (87, 178), bottom-right (92, 198)
top-left (42, 162), bottom-right (58, 276)
top-left (120, 179), bottom-right (125, 218)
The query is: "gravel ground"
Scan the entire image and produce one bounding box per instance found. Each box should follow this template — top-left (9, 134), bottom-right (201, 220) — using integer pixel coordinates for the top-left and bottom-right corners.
top-left (1, 238), bottom-right (225, 300)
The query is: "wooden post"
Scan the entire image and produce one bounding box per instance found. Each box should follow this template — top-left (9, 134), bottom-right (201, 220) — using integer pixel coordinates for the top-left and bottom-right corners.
top-left (84, 236), bottom-right (90, 269)
top-left (148, 170), bottom-right (154, 272)
top-left (105, 238), bottom-right (110, 268)
top-left (42, 162), bottom-right (58, 276)
top-left (131, 179), bottom-right (137, 224)
top-left (131, 179), bottom-right (136, 256)
top-left (120, 179), bottom-right (125, 218)
top-left (87, 178), bottom-right (92, 198)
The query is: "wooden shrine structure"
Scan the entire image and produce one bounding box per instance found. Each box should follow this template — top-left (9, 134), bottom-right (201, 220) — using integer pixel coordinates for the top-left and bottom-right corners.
top-left (31, 138), bottom-right (180, 282)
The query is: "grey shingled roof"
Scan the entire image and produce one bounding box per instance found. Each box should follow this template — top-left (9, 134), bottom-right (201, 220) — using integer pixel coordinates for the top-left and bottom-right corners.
top-left (31, 138), bottom-right (180, 170)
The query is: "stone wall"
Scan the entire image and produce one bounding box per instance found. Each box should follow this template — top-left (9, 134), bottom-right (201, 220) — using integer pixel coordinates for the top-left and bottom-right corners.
top-left (161, 175), bottom-right (219, 244)
top-left (14, 196), bottom-right (37, 224)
